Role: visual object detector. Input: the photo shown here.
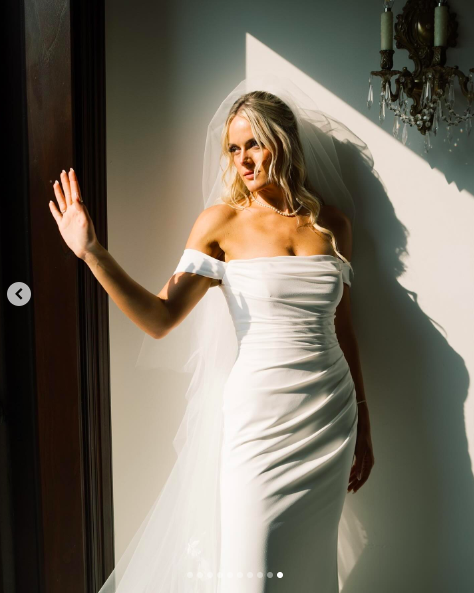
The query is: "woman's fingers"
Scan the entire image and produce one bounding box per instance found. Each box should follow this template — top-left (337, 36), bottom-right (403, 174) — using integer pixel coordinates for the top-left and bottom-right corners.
top-left (348, 464), bottom-right (363, 493)
top-left (352, 460), bottom-right (371, 492)
top-left (52, 168), bottom-right (83, 218)
top-left (49, 192), bottom-right (64, 224)
top-left (60, 169), bottom-right (72, 206)
top-left (347, 446), bottom-right (375, 493)
top-left (53, 179), bottom-right (67, 214)
top-left (350, 475), bottom-right (366, 493)
top-left (68, 168), bottom-right (82, 203)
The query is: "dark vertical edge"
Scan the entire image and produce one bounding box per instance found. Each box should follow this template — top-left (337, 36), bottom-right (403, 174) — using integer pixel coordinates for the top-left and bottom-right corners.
top-left (70, 0), bottom-right (115, 590)
top-left (1, 0), bottom-right (45, 591)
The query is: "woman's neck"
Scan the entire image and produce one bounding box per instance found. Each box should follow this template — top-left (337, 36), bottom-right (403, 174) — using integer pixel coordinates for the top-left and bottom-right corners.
top-left (250, 187), bottom-right (294, 213)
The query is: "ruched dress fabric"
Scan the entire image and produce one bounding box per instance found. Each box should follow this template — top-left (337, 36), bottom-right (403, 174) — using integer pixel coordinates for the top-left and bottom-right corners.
top-left (173, 248), bottom-right (358, 593)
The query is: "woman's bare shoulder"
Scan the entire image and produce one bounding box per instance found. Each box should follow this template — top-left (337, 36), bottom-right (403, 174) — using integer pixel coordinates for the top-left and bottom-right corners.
top-left (199, 203), bottom-right (236, 224)
top-left (318, 204), bottom-right (351, 228)
top-left (185, 203), bottom-right (236, 258)
top-left (318, 204), bottom-right (352, 259)
top-left (191, 204), bottom-right (236, 238)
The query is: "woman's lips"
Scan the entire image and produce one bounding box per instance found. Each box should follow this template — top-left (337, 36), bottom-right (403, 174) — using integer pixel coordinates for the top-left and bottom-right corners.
top-left (244, 171), bottom-right (255, 178)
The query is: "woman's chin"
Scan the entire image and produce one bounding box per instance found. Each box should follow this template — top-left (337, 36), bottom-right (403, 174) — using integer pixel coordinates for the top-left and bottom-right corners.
top-left (244, 180), bottom-right (266, 191)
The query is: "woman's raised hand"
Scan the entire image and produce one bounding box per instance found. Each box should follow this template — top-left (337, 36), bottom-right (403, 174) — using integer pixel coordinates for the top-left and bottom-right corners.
top-left (49, 169), bottom-right (99, 260)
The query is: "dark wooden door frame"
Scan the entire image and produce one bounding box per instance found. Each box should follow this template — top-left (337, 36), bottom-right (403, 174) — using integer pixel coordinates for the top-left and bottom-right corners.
top-left (1, 1), bottom-right (114, 592)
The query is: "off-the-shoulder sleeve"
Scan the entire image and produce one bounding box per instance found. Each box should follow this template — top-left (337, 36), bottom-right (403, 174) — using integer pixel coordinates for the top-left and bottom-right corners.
top-left (341, 262), bottom-right (354, 287)
top-left (173, 248), bottom-right (226, 280)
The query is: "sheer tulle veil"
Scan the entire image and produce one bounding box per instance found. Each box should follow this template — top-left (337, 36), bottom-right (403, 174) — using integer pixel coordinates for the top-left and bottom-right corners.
top-left (99, 75), bottom-right (373, 592)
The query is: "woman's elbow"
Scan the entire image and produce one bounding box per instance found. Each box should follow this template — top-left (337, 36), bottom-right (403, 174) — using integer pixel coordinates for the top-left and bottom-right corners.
top-left (151, 300), bottom-right (175, 339)
top-left (153, 317), bottom-right (174, 340)
top-left (153, 327), bottom-right (169, 340)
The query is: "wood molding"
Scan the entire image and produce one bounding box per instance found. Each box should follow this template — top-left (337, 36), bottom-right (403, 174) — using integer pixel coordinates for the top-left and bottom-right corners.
top-left (0, 1), bottom-right (114, 591)
top-left (71, 1), bottom-right (115, 590)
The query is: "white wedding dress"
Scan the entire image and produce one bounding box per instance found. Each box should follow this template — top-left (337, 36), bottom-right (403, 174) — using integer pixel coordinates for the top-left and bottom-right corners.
top-left (173, 248), bottom-right (359, 593)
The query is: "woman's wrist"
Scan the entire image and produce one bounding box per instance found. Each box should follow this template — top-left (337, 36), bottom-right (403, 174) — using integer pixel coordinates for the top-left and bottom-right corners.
top-left (356, 401), bottom-right (371, 426)
top-left (82, 241), bottom-right (105, 266)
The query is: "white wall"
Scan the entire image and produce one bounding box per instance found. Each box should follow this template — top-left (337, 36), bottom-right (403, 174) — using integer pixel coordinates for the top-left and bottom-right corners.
top-left (105, 1), bottom-right (474, 590)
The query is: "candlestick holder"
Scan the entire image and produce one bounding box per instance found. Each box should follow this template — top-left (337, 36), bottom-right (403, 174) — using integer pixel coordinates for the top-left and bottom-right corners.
top-left (380, 49), bottom-right (395, 71)
top-left (367, 0), bottom-right (473, 152)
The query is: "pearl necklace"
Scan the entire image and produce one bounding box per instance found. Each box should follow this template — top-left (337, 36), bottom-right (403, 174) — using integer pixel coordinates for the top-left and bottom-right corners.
top-left (250, 193), bottom-right (304, 217)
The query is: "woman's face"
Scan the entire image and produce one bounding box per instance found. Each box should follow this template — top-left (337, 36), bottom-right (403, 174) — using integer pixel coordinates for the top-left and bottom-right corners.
top-left (227, 115), bottom-right (272, 192)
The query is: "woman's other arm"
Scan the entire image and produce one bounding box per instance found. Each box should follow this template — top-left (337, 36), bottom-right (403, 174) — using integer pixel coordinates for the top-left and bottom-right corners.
top-left (321, 206), bottom-right (375, 493)
top-left (325, 206), bottom-right (371, 426)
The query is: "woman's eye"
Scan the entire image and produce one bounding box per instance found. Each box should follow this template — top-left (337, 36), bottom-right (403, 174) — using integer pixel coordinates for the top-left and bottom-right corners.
top-left (229, 140), bottom-right (260, 153)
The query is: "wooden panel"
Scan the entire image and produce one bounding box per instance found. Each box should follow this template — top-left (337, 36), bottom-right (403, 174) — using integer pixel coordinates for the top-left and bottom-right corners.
top-left (8, 0), bottom-right (116, 591)
top-left (24, 0), bottom-right (86, 589)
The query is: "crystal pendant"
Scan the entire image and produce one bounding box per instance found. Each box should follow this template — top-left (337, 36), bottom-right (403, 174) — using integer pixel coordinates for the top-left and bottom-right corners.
top-left (379, 97), bottom-right (386, 123)
top-left (398, 86), bottom-right (405, 109)
top-left (424, 131), bottom-right (431, 153)
top-left (392, 115), bottom-right (400, 139)
top-left (437, 99), bottom-right (443, 119)
top-left (426, 81), bottom-right (432, 104)
top-left (422, 79), bottom-right (432, 107)
top-left (402, 98), bottom-right (408, 117)
top-left (446, 125), bottom-right (452, 144)
top-left (367, 75), bottom-right (374, 110)
top-left (448, 80), bottom-right (455, 107)
top-left (384, 81), bottom-right (391, 102)
top-left (432, 110), bottom-right (438, 136)
top-left (402, 122), bottom-right (408, 145)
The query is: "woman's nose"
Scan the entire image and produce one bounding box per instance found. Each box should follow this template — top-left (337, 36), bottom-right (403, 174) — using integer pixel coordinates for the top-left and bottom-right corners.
top-left (239, 151), bottom-right (252, 166)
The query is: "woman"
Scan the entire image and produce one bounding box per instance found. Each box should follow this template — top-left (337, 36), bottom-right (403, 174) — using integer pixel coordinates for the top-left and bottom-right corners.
top-left (49, 79), bottom-right (374, 592)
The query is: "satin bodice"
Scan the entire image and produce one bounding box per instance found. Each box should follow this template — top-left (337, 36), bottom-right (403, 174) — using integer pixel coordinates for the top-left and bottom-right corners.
top-left (173, 248), bottom-right (353, 350)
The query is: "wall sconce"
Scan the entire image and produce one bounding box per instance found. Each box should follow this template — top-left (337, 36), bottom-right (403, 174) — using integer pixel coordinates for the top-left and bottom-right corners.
top-left (367, 0), bottom-right (473, 152)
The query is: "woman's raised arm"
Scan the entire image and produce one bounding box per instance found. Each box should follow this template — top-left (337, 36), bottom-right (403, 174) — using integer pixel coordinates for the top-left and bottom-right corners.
top-left (49, 169), bottom-right (229, 339)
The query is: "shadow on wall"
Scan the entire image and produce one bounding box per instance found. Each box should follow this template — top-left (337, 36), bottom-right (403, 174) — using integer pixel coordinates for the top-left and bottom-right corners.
top-left (335, 136), bottom-right (472, 592)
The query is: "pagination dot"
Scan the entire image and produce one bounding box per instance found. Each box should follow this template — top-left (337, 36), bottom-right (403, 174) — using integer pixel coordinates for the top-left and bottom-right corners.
top-left (277, 571), bottom-right (284, 578)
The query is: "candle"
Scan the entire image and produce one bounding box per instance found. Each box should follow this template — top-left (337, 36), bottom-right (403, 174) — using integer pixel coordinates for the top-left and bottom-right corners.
top-left (434, 3), bottom-right (448, 47)
top-left (381, 8), bottom-right (394, 50)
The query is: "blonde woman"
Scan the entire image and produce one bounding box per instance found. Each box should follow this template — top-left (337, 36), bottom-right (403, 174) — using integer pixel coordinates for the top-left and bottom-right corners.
top-left (50, 77), bottom-right (374, 593)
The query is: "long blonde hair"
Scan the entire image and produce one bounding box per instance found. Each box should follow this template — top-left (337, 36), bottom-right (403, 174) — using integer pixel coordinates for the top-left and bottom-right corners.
top-left (220, 90), bottom-right (348, 263)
